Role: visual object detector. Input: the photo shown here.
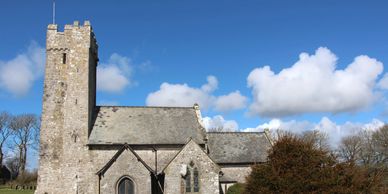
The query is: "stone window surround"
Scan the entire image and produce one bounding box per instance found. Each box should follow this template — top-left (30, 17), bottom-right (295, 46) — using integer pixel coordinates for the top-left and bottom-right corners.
top-left (185, 162), bottom-right (200, 193)
top-left (116, 175), bottom-right (137, 194)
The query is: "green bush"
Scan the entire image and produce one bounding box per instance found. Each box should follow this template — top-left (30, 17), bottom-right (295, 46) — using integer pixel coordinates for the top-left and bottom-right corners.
top-left (226, 183), bottom-right (244, 194)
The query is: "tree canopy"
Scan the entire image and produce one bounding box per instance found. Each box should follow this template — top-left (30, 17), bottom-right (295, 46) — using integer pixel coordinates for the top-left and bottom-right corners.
top-left (244, 134), bottom-right (384, 194)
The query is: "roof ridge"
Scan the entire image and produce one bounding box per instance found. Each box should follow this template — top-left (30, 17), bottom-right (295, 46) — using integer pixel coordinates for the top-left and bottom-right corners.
top-left (97, 105), bottom-right (194, 109)
top-left (207, 131), bottom-right (265, 134)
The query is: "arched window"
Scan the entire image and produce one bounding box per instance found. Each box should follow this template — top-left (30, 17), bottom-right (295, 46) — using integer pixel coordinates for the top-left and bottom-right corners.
top-left (118, 177), bottom-right (134, 194)
top-left (184, 163), bottom-right (200, 193)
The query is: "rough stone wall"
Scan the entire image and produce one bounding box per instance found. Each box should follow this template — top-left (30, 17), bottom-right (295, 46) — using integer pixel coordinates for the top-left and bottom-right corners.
top-left (36, 21), bottom-right (99, 194)
top-left (163, 140), bottom-right (220, 194)
top-left (136, 149), bottom-right (179, 173)
top-left (98, 150), bottom-right (151, 194)
top-left (92, 149), bottom-right (179, 194)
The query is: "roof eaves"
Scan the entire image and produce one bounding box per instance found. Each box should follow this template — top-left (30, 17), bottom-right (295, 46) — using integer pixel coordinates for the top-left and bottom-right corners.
top-left (96, 143), bottom-right (154, 177)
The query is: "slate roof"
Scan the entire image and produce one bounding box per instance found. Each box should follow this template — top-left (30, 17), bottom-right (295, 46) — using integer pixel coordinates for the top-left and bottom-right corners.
top-left (88, 106), bottom-right (206, 145)
top-left (207, 132), bottom-right (272, 164)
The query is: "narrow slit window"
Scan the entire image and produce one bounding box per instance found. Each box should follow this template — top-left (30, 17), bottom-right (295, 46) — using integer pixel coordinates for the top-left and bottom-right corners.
top-left (193, 167), bottom-right (199, 192)
top-left (62, 53), bottom-right (67, 64)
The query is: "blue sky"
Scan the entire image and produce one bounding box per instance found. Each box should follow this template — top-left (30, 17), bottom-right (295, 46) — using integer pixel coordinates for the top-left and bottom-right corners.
top-left (1, 0), bottom-right (388, 167)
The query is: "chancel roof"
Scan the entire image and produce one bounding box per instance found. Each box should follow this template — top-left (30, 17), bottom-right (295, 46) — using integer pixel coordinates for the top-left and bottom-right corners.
top-left (88, 106), bottom-right (206, 145)
top-left (207, 132), bottom-right (272, 164)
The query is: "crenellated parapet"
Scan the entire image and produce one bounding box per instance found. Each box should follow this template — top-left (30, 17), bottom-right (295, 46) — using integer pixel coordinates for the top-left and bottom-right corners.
top-left (46, 21), bottom-right (98, 61)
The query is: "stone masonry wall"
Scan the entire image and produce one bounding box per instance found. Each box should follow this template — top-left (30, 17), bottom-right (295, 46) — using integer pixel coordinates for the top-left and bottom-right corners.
top-left (36, 21), bottom-right (100, 194)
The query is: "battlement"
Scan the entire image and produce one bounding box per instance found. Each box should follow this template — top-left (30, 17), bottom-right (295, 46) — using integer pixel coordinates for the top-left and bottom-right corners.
top-left (46, 20), bottom-right (98, 58)
top-left (48, 20), bottom-right (92, 31)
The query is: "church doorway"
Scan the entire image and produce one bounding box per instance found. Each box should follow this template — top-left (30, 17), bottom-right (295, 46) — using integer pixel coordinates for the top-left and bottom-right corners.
top-left (118, 177), bottom-right (135, 194)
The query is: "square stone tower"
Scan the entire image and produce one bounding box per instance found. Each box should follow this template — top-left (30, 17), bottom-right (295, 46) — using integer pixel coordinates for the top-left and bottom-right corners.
top-left (36, 21), bottom-right (98, 194)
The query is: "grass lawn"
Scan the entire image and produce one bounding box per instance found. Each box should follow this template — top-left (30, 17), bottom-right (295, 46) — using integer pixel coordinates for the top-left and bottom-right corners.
top-left (0, 187), bottom-right (34, 194)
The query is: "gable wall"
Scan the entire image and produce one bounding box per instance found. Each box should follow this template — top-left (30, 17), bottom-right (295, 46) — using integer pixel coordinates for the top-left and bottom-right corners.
top-left (98, 150), bottom-right (152, 194)
top-left (88, 149), bottom-right (180, 194)
top-left (163, 141), bottom-right (220, 194)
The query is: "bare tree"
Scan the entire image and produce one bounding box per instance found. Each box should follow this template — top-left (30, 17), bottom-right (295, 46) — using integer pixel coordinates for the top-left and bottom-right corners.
top-left (9, 114), bottom-right (39, 175)
top-left (356, 130), bottom-right (377, 166)
top-left (5, 156), bottom-right (20, 180)
top-left (301, 130), bottom-right (330, 151)
top-left (0, 112), bottom-right (12, 167)
top-left (372, 125), bottom-right (388, 165)
top-left (207, 126), bottom-right (235, 132)
top-left (338, 135), bottom-right (363, 163)
top-left (272, 129), bottom-right (294, 142)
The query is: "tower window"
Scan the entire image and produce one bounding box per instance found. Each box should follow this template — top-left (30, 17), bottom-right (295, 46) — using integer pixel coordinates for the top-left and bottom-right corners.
top-left (62, 53), bottom-right (67, 64)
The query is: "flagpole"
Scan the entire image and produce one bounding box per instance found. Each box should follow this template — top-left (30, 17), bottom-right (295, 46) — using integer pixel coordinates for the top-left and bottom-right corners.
top-left (53, 0), bottom-right (56, 24)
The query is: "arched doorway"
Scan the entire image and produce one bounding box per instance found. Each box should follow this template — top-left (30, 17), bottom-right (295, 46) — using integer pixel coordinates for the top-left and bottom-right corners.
top-left (118, 177), bottom-right (134, 194)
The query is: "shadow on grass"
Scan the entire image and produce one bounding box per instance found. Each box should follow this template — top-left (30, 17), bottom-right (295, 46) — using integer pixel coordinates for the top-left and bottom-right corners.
top-left (0, 187), bottom-right (34, 194)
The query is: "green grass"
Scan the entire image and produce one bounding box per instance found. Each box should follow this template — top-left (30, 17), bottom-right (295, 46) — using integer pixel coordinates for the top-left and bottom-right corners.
top-left (0, 187), bottom-right (34, 194)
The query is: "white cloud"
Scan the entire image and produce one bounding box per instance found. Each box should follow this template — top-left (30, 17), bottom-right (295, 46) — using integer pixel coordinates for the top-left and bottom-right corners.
top-left (247, 47), bottom-right (383, 117)
top-left (146, 75), bottom-right (247, 112)
top-left (97, 66), bottom-right (129, 92)
top-left (97, 53), bottom-right (134, 93)
top-left (0, 41), bottom-right (45, 96)
top-left (244, 117), bottom-right (384, 145)
top-left (201, 75), bottom-right (218, 92)
top-left (202, 115), bottom-right (238, 132)
top-left (378, 73), bottom-right (388, 90)
top-left (214, 91), bottom-right (247, 112)
top-left (146, 76), bottom-right (215, 109)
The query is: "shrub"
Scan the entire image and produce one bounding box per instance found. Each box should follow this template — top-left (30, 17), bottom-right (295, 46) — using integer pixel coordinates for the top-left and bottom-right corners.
top-left (244, 135), bottom-right (383, 194)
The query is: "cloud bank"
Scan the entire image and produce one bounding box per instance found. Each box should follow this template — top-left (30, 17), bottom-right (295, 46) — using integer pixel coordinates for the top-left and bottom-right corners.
top-left (247, 47), bottom-right (384, 117)
top-left (146, 76), bottom-right (247, 112)
top-left (0, 42), bottom-right (45, 96)
top-left (202, 114), bottom-right (384, 145)
top-left (244, 117), bottom-right (385, 145)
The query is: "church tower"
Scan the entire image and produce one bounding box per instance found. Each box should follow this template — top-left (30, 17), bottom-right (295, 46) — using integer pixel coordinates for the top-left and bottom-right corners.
top-left (37, 21), bottom-right (98, 194)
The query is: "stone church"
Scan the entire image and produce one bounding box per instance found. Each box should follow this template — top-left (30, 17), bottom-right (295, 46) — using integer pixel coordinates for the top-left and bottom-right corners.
top-left (36, 21), bottom-right (272, 194)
